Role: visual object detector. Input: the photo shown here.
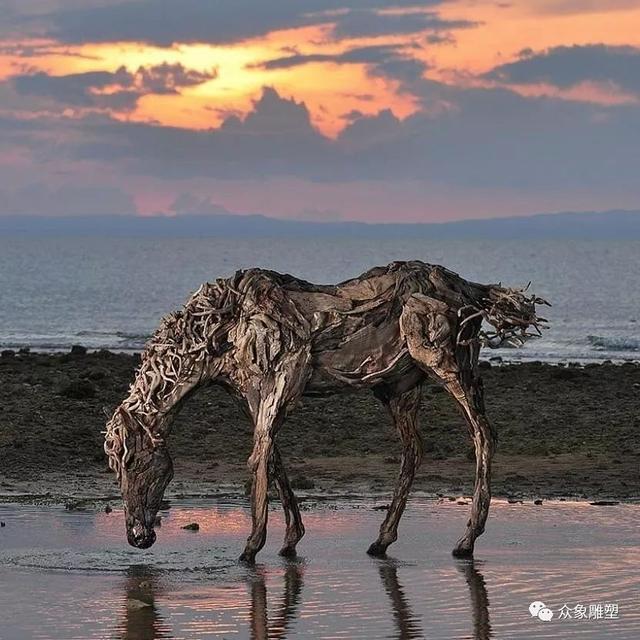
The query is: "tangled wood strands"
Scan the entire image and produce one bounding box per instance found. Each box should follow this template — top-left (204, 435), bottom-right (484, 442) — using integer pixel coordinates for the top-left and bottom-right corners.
top-left (470, 284), bottom-right (549, 348)
top-left (104, 278), bottom-right (239, 479)
top-left (103, 262), bottom-right (548, 481)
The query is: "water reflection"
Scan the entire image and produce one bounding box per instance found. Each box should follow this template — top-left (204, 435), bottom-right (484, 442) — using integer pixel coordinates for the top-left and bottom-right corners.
top-left (249, 562), bottom-right (304, 640)
top-left (378, 559), bottom-right (492, 640)
top-left (119, 565), bottom-right (173, 640)
top-left (457, 560), bottom-right (492, 640)
top-left (114, 558), bottom-right (492, 640)
top-left (378, 560), bottom-right (424, 639)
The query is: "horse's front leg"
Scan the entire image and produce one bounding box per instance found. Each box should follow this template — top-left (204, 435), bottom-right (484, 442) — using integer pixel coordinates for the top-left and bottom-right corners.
top-left (272, 444), bottom-right (305, 557)
top-left (239, 347), bottom-right (311, 563)
top-left (240, 424), bottom-right (273, 563)
top-left (368, 385), bottom-right (423, 556)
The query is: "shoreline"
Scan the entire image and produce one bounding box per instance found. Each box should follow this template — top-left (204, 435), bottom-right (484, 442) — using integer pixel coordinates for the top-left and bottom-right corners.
top-left (1, 350), bottom-right (639, 503)
top-left (3, 345), bottom-right (639, 366)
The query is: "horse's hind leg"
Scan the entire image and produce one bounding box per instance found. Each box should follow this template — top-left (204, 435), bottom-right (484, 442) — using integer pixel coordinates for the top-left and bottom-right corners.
top-left (400, 294), bottom-right (495, 558)
top-left (445, 376), bottom-right (495, 558)
top-left (272, 444), bottom-right (305, 557)
top-left (367, 386), bottom-right (423, 557)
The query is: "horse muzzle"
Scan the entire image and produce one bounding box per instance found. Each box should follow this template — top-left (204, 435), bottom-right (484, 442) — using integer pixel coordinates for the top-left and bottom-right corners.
top-left (127, 523), bottom-right (157, 549)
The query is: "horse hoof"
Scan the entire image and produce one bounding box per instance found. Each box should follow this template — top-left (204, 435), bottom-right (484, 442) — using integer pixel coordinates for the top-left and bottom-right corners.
top-left (239, 551), bottom-right (257, 564)
top-left (279, 546), bottom-right (297, 558)
top-left (367, 542), bottom-right (388, 557)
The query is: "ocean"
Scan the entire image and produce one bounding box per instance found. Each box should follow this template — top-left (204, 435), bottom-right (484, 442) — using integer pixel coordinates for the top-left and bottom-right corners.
top-left (0, 236), bottom-right (638, 363)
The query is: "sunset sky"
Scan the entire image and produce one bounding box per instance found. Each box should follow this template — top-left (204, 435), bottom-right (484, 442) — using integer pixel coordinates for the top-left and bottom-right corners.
top-left (1, 0), bottom-right (639, 222)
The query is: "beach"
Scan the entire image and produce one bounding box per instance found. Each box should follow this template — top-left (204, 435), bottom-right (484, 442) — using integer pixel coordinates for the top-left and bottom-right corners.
top-left (1, 349), bottom-right (638, 503)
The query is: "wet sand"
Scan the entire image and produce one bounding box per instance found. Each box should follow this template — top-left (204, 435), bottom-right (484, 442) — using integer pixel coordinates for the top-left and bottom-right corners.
top-left (0, 350), bottom-right (639, 502)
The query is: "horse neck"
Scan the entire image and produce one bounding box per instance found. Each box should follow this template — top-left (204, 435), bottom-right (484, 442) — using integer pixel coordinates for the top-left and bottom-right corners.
top-left (122, 350), bottom-right (217, 441)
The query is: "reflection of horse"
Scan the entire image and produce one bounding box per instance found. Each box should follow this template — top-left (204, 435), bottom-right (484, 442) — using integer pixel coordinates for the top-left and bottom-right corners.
top-left (119, 565), bottom-right (172, 640)
top-left (115, 558), bottom-right (492, 639)
top-left (248, 562), bottom-right (304, 640)
top-left (378, 559), bottom-right (492, 640)
top-left (105, 262), bottom-right (546, 562)
top-left (378, 561), bottom-right (424, 639)
top-left (457, 560), bottom-right (492, 640)
top-left (246, 558), bottom-right (492, 640)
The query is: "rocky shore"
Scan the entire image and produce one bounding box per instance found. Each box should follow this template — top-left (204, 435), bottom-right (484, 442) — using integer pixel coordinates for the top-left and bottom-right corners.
top-left (1, 349), bottom-right (639, 502)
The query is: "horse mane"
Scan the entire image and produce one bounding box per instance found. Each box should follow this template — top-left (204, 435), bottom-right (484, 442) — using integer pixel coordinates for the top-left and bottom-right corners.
top-left (104, 275), bottom-right (240, 479)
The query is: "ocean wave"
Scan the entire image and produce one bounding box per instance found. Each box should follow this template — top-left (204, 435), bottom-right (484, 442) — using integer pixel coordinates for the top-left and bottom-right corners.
top-left (587, 335), bottom-right (640, 352)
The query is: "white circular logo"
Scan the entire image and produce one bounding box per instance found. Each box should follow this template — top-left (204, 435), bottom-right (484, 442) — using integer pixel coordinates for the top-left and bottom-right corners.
top-left (529, 601), bottom-right (554, 621)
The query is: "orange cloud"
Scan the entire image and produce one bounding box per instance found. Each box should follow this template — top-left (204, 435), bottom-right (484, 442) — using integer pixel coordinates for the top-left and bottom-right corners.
top-left (2, 1), bottom-right (640, 138)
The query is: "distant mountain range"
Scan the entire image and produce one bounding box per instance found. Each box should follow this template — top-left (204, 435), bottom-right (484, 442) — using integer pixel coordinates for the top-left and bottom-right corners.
top-left (1, 210), bottom-right (639, 238)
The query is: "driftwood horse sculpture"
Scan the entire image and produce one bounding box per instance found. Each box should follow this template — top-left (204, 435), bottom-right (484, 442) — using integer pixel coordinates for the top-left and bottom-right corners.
top-left (105, 261), bottom-right (546, 561)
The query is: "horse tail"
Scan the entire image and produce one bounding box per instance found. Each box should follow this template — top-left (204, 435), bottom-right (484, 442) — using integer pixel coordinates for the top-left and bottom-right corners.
top-left (462, 281), bottom-right (550, 348)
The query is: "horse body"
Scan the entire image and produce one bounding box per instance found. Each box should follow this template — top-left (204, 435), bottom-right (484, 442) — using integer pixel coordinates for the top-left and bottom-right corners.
top-left (105, 261), bottom-right (546, 560)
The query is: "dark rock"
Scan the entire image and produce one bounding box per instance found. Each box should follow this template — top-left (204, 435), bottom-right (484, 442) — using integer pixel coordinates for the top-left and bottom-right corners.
top-left (58, 379), bottom-right (96, 399)
top-left (87, 368), bottom-right (107, 381)
top-left (18, 347), bottom-right (30, 355)
top-left (534, 499), bottom-right (543, 506)
top-left (372, 504), bottom-right (389, 511)
top-left (1, 350), bottom-right (15, 359)
top-left (590, 500), bottom-right (620, 506)
top-left (0, 521), bottom-right (5, 527)
top-left (182, 522), bottom-right (200, 531)
top-left (104, 505), bottom-right (112, 514)
top-left (70, 344), bottom-right (87, 356)
top-left (478, 360), bottom-right (492, 370)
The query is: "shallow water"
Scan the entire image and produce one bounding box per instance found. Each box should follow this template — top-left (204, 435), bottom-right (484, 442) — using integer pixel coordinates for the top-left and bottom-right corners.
top-left (0, 498), bottom-right (639, 639)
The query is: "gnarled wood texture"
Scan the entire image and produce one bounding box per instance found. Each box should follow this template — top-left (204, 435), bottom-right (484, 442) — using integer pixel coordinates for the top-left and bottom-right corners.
top-left (105, 260), bottom-right (547, 560)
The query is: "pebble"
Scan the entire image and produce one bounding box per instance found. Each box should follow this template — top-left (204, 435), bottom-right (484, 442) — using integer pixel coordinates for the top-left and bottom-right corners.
top-left (182, 522), bottom-right (200, 531)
